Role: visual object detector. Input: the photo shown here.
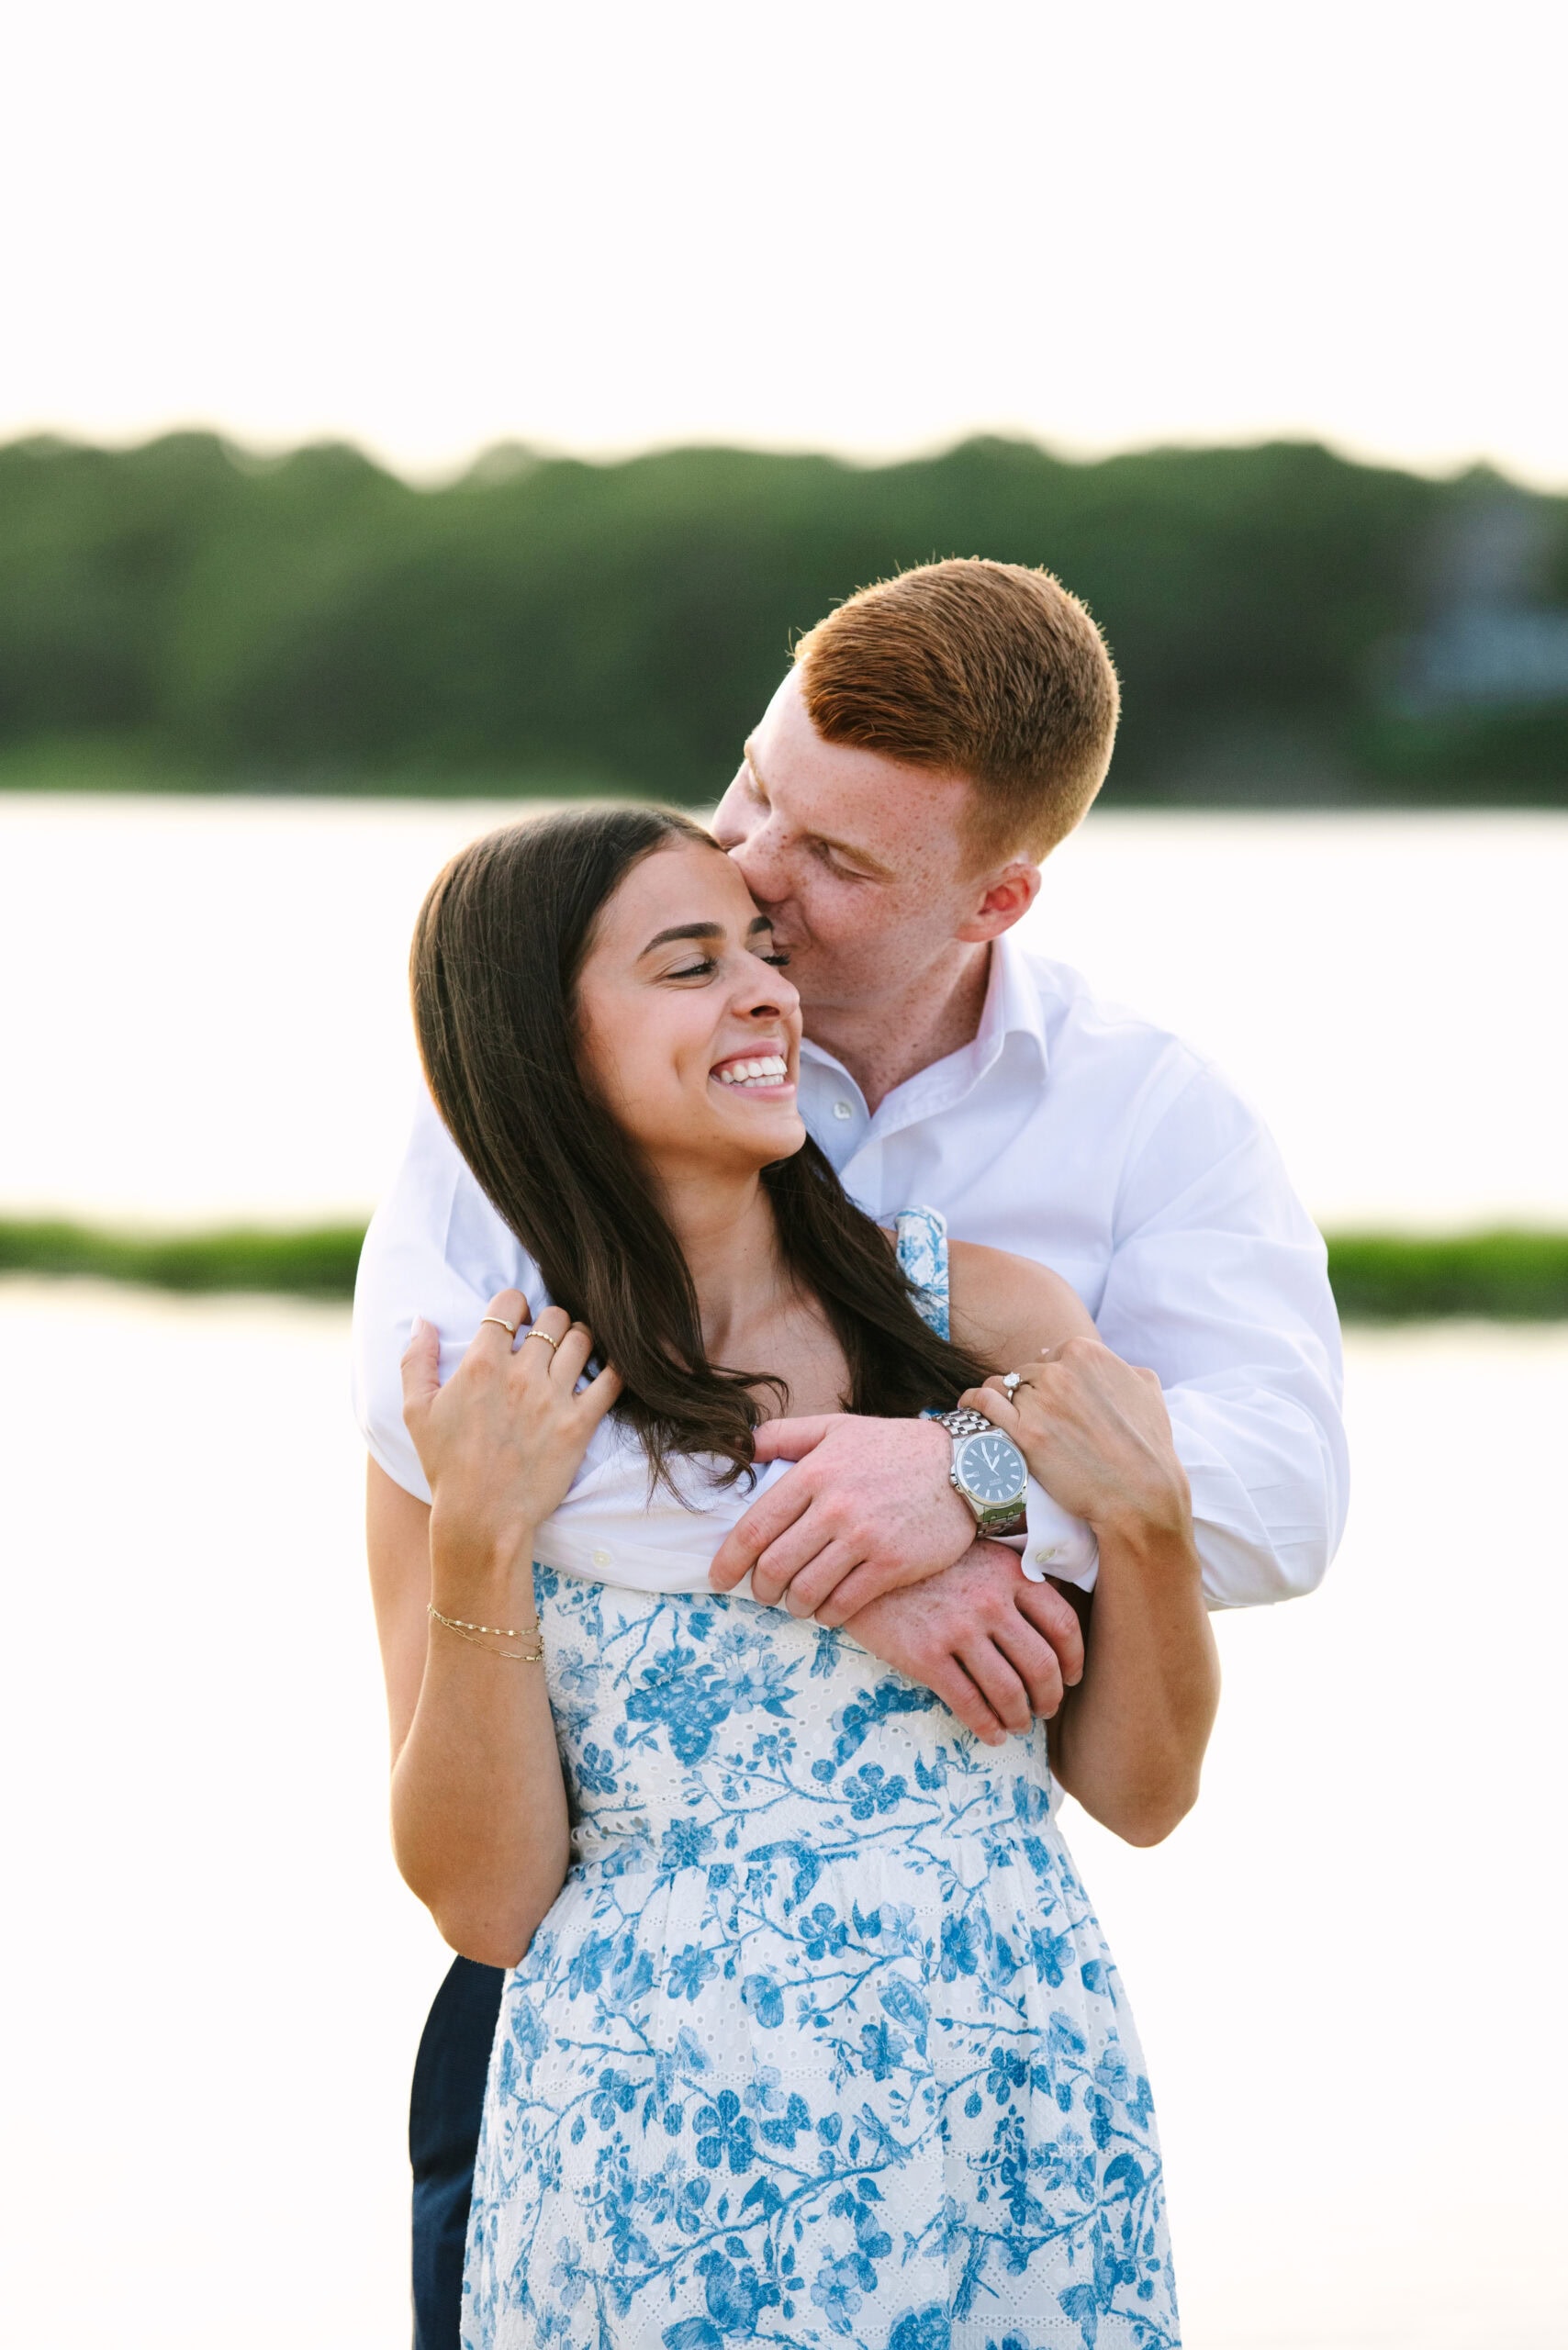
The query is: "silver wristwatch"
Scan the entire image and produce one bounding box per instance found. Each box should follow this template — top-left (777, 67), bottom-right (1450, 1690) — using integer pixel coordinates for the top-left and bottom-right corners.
top-left (933, 1407), bottom-right (1028, 1536)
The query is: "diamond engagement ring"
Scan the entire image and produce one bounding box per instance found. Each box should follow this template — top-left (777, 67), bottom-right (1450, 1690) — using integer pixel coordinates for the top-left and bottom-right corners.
top-left (1001, 1371), bottom-right (1024, 1396)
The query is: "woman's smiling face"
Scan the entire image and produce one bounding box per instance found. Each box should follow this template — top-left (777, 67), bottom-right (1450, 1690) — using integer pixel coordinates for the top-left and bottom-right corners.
top-left (575, 839), bottom-right (806, 1181)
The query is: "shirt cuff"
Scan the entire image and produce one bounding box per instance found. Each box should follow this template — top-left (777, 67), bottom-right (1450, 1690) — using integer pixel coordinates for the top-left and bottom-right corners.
top-left (1019, 1476), bottom-right (1099, 1592)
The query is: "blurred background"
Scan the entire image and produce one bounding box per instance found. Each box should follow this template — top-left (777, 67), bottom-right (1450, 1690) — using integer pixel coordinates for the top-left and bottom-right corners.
top-left (2, 4), bottom-right (1564, 2346)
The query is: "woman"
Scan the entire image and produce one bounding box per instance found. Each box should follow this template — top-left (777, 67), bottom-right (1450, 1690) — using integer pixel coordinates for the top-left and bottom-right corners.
top-left (376, 805), bottom-right (1218, 2350)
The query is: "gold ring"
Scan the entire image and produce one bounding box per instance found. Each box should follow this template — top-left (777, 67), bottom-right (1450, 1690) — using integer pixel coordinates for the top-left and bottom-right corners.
top-left (479, 1315), bottom-right (519, 1337)
top-left (525, 1327), bottom-right (559, 1350)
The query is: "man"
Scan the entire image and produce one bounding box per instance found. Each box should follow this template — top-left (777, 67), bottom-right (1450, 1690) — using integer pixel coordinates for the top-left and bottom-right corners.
top-left (353, 558), bottom-right (1347, 2346)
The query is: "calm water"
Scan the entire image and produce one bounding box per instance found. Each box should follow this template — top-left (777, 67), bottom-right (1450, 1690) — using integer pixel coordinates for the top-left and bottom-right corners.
top-left (2, 1286), bottom-right (1562, 2350)
top-left (2, 798), bottom-right (1565, 2346)
top-left (1, 796), bottom-right (1565, 1229)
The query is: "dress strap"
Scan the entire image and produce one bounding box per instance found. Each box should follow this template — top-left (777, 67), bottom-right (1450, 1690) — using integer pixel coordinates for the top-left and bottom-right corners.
top-left (892, 1206), bottom-right (950, 1340)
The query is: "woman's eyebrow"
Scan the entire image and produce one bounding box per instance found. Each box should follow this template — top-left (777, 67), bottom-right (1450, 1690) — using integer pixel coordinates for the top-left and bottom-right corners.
top-left (639, 916), bottom-right (776, 954)
top-left (639, 913), bottom-right (773, 957)
top-left (640, 922), bottom-right (723, 954)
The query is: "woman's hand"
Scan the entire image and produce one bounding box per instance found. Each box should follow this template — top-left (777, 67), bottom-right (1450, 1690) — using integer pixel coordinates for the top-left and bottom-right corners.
top-left (962, 1337), bottom-right (1189, 1539)
top-left (400, 1290), bottom-right (622, 1591)
top-left (391, 1287), bottom-right (608, 1968)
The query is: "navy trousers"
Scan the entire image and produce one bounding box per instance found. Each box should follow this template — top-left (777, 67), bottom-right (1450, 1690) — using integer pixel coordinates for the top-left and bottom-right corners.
top-left (410, 1956), bottom-right (505, 2350)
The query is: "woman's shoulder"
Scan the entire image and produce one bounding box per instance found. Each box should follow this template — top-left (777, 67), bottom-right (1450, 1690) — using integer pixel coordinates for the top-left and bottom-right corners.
top-left (946, 1239), bottom-right (1095, 1367)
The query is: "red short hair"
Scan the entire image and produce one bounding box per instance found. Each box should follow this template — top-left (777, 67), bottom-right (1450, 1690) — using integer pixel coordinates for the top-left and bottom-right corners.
top-left (793, 557), bottom-right (1119, 864)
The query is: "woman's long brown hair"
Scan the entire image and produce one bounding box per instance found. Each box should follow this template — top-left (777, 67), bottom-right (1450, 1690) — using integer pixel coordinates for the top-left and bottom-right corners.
top-left (410, 805), bottom-right (988, 1489)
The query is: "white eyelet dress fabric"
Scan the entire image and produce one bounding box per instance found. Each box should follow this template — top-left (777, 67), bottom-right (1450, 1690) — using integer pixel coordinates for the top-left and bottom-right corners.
top-left (462, 1221), bottom-right (1179, 2350)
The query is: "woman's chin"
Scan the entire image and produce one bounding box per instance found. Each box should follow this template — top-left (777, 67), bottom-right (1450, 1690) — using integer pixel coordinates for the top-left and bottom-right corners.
top-left (713, 1100), bottom-right (808, 1168)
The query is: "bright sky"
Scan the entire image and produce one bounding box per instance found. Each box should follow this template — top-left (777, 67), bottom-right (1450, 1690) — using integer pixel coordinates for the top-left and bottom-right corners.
top-left (6, 0), bottom-right (1565, 486)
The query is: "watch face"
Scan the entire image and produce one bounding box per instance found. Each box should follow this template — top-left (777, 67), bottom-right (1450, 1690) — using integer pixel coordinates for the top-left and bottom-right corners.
top-left (955, 1429), bottom-right (1026, 1507)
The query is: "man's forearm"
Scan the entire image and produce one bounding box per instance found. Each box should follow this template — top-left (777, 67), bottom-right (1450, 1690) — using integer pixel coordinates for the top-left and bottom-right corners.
top-left (835, 1541), bottom-right (1084, 1744)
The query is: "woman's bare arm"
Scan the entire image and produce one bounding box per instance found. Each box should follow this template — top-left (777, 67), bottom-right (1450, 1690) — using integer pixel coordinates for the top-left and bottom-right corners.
top-left (373, 1291), bottom-right (620, 1966)
top-left (949, 1245), bottom-right (1220, 1846)
top-left (946, 1240), bottom-right (1099, 1364)
top-left (961, 1341), bottom-right (1220, 1846)
top-left (366, 1463), bottom-right (436, 1766)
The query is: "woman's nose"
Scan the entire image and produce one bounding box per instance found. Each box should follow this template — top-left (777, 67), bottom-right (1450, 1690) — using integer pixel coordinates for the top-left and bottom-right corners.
top-left (733, 955), bottom-right (800, 1021)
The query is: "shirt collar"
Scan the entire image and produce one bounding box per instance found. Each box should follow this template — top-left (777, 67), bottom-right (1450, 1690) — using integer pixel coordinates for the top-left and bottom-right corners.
top-left (983, 928), bottom-right (1050, 1073)
top-left (800, 930), bottom-right (1048, 1133)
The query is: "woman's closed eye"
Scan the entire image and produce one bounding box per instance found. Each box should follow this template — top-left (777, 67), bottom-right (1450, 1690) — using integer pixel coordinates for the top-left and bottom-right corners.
top-left (665, 948), bottom-right (790, 981)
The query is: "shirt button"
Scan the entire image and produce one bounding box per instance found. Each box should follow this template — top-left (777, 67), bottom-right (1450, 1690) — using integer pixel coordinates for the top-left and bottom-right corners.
top-left (833, 1100), bottom-right (854, 1120)
top-left (591, 1547), bottom-right (612, 1569)
top-left (1033, 1545), bottom-right (1062, 1566)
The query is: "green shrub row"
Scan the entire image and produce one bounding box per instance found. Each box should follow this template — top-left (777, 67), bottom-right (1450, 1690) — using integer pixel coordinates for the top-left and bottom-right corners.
top-left (4, 1217), bottom-right (1566, 1320)
top-left (0, 1217), bottom-right (365, 1298)
top-left (1322, 1230), bottom-right (1568, 1321)
top-left (4, 430), bottom-right (1566, 803)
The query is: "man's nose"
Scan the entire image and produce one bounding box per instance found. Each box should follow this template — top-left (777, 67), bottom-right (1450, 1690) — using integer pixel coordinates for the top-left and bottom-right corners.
top-left (728, 828), bottom-right (789, 908)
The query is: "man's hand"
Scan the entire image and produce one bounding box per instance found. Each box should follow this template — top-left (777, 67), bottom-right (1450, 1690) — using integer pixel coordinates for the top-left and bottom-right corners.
top-left (843, 1539), bottom-right (1086, 1747)
top-left (709, 1414), bottom-right (975, 1621)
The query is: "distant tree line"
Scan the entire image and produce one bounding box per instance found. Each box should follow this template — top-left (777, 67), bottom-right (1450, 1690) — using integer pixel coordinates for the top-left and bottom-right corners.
top-left (2, 430), bottom-right (1565, 802)
top-left (6, 1214), bottom-right (1566, 1318)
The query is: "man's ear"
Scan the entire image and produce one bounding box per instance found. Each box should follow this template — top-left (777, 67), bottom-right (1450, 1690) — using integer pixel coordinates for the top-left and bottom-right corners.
top-left (954, 860), bottom-right (1042, 944)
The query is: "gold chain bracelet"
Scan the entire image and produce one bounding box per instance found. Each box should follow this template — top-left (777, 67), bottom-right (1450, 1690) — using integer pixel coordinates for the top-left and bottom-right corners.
top-left (428, 1603), bottom-right (545, 1663)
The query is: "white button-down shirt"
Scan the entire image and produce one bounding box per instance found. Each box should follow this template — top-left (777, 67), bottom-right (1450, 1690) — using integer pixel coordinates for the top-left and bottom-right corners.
top-left (351, 934), bottom-right (1347, 1607)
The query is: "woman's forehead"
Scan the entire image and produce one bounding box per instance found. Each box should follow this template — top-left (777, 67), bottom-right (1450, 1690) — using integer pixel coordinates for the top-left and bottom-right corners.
top-left (600, 839), bottom-right (757, 943)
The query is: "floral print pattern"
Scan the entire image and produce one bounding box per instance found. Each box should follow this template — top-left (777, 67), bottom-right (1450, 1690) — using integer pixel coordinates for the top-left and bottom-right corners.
top-left (463, 1220), bottom-right (1178, 2350)
top-left (892, 1208), bottom-right (951, 1339)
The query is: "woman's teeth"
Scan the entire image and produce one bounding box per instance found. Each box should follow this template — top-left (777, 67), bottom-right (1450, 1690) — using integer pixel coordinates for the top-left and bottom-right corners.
top-left (715, 1055), bottom-right (790, 1088)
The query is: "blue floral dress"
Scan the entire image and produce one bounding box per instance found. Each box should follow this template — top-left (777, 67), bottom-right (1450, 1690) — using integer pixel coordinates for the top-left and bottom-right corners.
top-left (464, 1214), bottom-right (1179, 2350)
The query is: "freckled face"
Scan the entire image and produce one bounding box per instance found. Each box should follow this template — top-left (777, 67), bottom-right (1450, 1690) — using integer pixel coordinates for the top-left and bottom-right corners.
top-left (575, 841), bottom-right (806, 1181)
top-left (711, 669), bottom-right (984, 1013)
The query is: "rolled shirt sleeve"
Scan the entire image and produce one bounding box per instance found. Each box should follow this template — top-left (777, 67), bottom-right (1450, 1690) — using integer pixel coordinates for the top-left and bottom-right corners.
top-left (1094, 1060), bottom-right (1349, 1609)
top-left (1020, 1478), bottom-right (1100, 1592)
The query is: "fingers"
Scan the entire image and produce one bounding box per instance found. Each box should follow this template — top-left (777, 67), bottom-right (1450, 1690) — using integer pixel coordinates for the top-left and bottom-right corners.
top-left (989, 1613), bottom-right (1065, 1720)
top-left (399, 1314), bottom-right (441, 1426)
top-left (513, 1303), bottom-right (571, 1365)
top-left (812, 1555), bottom-right (909, 1628)
top-left (747, 1512), bottom-right (839, 1609)
top-left (472, 1290), bottom-right (531, 1359)
top-left (920, 1654), bottom-right (1008, 1749)
top-left (960, 1383), bottom-right (1024, 1438)
top-left (1015, 1578), bottom-right (1086, 1688)
top-left (548, 1318), bottom-right (595, 1386)
top-left (545, 1318), bottom-right (624, 1423)
top-left (776, 1539), bottom-right (864, 1621)
top-left (520, 1312), bottom-right (624, 1432)
top-left (710, 1472), bottom-right (810, 1591)
top-left (957, 1637), bottom-right (1033, 1738)
top-left (577, 1360), bottom-right (624, 1428)
top-left (748, 1416), bottom-right (839, 1465)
